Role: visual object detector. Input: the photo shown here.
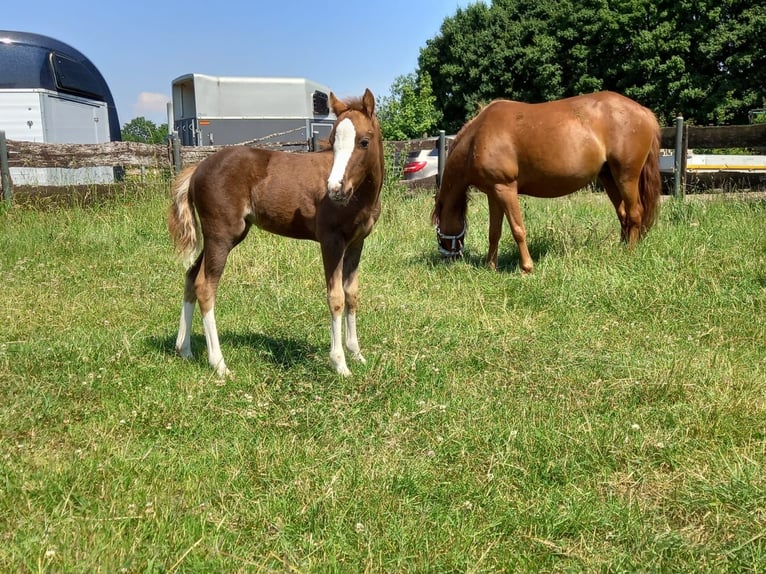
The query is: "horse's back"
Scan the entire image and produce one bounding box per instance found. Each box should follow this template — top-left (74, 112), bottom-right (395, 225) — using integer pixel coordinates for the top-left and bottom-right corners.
top-left (193, 146), bottom-right (328, 190)
top-left (473, 92), bottom-right (656, 143)
top-left (189, 145), bottom-right (333, 240)
top-left (453, 91), bottom-right (658, 196)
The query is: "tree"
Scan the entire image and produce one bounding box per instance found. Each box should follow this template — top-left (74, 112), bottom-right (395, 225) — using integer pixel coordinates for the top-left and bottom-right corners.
top-left (377, 73), bottom-right (442, 140)
top-left (418, 0), bottom-right (766, 130)
top-left (121, 117), bottom-right (169, 144)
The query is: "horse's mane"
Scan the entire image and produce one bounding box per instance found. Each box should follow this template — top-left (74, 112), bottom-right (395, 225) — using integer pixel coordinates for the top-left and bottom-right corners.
top-left (432, 101), bottom-right (501, 226)
top-left (451, 99), bottom-right (503, 147)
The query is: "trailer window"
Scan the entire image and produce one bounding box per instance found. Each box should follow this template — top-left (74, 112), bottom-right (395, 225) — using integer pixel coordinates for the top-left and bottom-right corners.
top-left (313, 91), bottom-right (329, 116)
top-left (50, 53), bottom-right (104, 100)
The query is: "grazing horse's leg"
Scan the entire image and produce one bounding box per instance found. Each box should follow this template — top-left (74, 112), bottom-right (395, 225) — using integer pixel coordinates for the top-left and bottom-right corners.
top-left (342, 239), bottom-right (366, 364)
top-left (486, 195), bottom-right (504, 271)
top-left (493, 182), bottom-right (534, 273)
top-left (621, 182), bottom-right (644, 246)
top-left (602, 161), bottom-right (644, 246)
top-left (599, 171), bottom-right (630, 242)
top-left (321, 238), bottom-right (351, 376)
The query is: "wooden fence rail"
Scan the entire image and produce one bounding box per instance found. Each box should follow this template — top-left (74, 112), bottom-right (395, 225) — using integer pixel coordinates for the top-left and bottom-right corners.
top-left (3, 140), bottom-right (171, 169)
top-left (1, 123), bottom-right (765, 203)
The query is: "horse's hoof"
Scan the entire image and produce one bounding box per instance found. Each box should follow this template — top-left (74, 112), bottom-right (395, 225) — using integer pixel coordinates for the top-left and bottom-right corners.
top-left (213, 363), bottom-right (232, 379)
top-left (334, 363), bottom-right (352, 377)
top-left (177, 347), bottom-right (193, 360)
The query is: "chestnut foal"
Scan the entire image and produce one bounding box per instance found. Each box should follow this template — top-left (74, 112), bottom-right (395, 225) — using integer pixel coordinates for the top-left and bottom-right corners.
top-left (168, 89), bottom-right (383, 377)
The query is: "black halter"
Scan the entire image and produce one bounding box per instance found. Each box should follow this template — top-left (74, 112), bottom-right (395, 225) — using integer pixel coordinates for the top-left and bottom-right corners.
top-left (435, 223), bottom-right (466, 258)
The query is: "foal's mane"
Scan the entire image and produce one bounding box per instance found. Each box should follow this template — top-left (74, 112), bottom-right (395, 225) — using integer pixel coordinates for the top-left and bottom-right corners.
top-left (340, 96), bottom-right (366, 113)
top-left (338, 95), bottom-right (378, 120)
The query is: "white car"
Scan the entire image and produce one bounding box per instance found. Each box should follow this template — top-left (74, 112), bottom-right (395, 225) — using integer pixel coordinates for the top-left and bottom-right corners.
top-left (403, 148), bottom-right (440, 181)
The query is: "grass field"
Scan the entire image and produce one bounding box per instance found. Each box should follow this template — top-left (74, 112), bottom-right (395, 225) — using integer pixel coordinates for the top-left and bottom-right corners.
top-left (1, 180), bottom-right (765, 572)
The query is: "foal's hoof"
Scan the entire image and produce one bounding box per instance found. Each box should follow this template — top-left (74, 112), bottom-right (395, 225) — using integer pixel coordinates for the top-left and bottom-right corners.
top-left (333, 362), bottom-right (352, 377)
top-left (213, 363), bottom-right (232, 380)
top-left (176, 347), bottom-right (193, 360)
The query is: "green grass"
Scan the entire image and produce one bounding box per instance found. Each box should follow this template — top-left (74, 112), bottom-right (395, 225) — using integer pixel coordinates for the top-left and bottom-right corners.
top-left (1, 182), bottom-right (765, 572)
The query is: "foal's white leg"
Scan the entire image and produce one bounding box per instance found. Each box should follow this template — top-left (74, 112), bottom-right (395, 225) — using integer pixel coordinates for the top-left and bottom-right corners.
top-left (323, 244), bottom-right (354, 376)
top-left (329, 312), bottom-right (351, 377)
top-left (175, 300), bottom-right (195, 359)
top-left (345, 311), bottom-right (366, 364)
top-left (202, 306), bottom-right (230, 377)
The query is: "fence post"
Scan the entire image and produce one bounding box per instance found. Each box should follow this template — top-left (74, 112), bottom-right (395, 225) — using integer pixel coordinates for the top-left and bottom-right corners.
top-left (167, 101), bottom-right (182, 174)
top-left (0, 130), bottom-right (11, 206)
top-left (437, 130), bottom-right (446, 188)
top-left (312, 131), bottom-right (320, 152)
top-left (171, 134), bottom-right (182, 174)
top-left (673, 115), bottom-right (685, 199)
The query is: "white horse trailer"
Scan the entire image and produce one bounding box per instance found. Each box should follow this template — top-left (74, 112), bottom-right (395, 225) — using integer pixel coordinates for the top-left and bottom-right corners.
top-left (172, 74), bottom-right (335, 149)
top-left (0, 30), bottom-right (121, 185)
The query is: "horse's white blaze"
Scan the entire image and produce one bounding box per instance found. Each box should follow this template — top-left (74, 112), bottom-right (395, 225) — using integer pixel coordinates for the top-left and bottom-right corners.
top-left (202, 307), bottom-right (228, 376)
top-left (327, 118), bottom-right (356, 193)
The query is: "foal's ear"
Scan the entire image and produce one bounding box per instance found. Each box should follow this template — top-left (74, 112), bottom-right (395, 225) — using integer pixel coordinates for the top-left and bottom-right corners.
top-left (362, 88), bottom-right (375, 116)
top-left (330, 92), bottom-right (348, 116)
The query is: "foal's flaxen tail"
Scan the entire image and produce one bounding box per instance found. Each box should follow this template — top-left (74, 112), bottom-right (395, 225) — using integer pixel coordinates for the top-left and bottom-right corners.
top-left (639, 127), bottom-right (662, 235)
top-left (167, 165), bottom-right (201, 268)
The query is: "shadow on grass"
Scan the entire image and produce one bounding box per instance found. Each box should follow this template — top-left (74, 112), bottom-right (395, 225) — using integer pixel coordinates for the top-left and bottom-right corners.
top-left (227, 331), bottom-right (319, 369)
top-left (152, 331), bottom-right (319, 370)
top-left (418, 235), bottom-right (557, 274)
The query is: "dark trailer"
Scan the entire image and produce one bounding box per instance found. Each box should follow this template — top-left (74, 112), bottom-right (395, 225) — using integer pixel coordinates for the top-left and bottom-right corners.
top-left (172, 73), bottom-right (335, 149)
top-left (0, 30), bottom-right (121, 184)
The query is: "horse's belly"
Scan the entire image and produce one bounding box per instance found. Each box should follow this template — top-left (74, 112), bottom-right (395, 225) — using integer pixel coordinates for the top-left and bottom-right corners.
top-left (519, 173), bottom-right (596, 198)
top-left (246, 208), bottom-right (315, 240)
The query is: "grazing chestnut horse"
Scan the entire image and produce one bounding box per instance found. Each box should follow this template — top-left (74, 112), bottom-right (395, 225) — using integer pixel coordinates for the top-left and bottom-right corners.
top-left (432, 91), bottom-right (661, 272)
top-left (168, 89), bottom-right (383, 377)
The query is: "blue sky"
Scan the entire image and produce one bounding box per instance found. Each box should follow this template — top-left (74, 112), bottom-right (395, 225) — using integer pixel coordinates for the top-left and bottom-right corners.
top-left (4, 0), bottom-right (473, 126)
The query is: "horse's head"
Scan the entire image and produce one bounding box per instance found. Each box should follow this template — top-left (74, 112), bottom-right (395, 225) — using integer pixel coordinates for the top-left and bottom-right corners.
top-left (435, 222), bottom-right (466, 260)
top-left (326, 89), bottom-right (383, 204)
top-left (431, 185), bottom-right (467, 261)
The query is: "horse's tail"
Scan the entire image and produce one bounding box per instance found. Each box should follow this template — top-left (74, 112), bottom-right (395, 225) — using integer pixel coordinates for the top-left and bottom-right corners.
top-left (167, 165), bottom-right (201, 268)
top-left (639, 124), bottom-right (662, 235)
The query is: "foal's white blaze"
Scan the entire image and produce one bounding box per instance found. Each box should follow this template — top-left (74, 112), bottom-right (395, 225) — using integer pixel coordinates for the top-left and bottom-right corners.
top-left (327, 118), bottom-right (356, 196)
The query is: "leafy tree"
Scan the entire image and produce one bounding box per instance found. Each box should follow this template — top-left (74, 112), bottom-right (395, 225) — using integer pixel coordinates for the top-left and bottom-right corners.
top-left (377, 73), bottom-right (442, 140)
top-left (694, 1), bottom-right (766, 123)
top-left (419, 0), bottom-right (766, 130)
top-left (121, 117), bottom-right (169, 144)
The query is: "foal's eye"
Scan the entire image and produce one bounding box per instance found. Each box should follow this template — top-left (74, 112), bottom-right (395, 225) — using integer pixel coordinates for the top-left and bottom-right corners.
top-left (359, 138), bottom-right (370, 149)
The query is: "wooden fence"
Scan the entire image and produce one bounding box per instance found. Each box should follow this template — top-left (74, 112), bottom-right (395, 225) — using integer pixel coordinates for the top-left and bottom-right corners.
top-left (1, 123), bottom-right (765, 203)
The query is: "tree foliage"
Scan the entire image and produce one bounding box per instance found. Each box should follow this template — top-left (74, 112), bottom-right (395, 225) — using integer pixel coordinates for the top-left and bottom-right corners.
top-left (377, 73), bottom-right (442, 140)
top-left (419, 0), bottom-right (766, 132)
top-left (121, 117), bottom-right (169, 144)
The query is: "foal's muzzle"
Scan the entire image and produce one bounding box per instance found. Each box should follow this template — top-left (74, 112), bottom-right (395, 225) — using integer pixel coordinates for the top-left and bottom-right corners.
top-left (435, 224), bottom-right (466, 259)
top-left (327, 181), bottom-right (353, 204)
